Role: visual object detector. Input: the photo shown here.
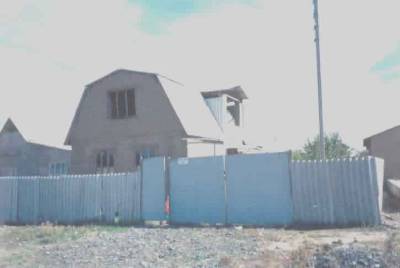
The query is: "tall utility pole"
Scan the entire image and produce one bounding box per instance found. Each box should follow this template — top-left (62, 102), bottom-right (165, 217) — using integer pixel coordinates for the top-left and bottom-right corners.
top-left (313, 0), bottom-right (326, 160)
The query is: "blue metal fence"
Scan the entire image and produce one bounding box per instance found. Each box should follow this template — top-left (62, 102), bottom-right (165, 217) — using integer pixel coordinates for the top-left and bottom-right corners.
top-left (226, 152), bottom-right (293, 226)
top-left (0, 178), bottom-right (17, 224)
top-left (0, 153), bottom-right (384, 227)
top-left (142, 157), bottom-right (166, 221)
top-left (291, 157), bottom-right (384, 226)
top-left (170, 156), bottom-right (226, 225)
top-left (0, 173), bottom-right (141, 225)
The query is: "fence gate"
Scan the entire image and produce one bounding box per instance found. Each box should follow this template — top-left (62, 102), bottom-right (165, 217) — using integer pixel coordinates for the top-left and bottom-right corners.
top-left (169, 156), bottom-right (225, 225)
top-left (226, 152), bottom-right (293, 226)
top-left (142, 157), bottom-right (166, 221)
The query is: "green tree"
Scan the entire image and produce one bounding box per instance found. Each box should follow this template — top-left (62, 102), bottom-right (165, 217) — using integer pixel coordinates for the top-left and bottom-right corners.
top-left (293, 133), bottom-right (354, 160)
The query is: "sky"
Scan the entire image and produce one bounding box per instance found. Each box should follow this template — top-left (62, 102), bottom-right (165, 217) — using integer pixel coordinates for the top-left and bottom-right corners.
top-left (0, 0), bottom-right (399, 151)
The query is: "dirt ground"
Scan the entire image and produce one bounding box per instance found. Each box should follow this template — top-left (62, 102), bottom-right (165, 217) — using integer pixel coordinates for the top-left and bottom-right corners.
top-left (0, 214), bottom-right (399, 268)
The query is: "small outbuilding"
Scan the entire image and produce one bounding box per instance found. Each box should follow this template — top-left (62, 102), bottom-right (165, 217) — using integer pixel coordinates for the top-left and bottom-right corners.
top-left (364, 125), bottom-right (400, 179)
top-left (0, 118), bottom-right (71, 176)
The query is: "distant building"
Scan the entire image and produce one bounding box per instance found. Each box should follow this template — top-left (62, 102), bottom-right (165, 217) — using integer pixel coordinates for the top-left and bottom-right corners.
top-left (364, 125), bottom-right (400, 179)
top-left (0, 119), bottom-right (70, 176)
top-left (65, 69), bottom-right (254, 174)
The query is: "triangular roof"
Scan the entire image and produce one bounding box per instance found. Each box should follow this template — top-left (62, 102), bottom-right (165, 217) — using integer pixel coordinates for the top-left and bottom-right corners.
top-left (1, 118), bottom-right (21, 135)
top-left (201, 86), bottom-right (248, 100)
top-left (363, 125), bottom-right (400, 148)
top-left (0, 118), bottom-right (26, 146)
top-left (65, 69), bottom-right (223, 145)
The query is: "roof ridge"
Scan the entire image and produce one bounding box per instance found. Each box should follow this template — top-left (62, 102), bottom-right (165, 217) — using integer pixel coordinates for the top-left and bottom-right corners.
top-left (364, 124), bottom-right (400, 143)
top-left (156, 73), bottom-right (184, 86)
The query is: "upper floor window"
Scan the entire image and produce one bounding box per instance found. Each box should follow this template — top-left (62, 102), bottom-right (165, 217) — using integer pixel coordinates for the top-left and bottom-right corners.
top-left (109, 89), bottom-right (136, 119)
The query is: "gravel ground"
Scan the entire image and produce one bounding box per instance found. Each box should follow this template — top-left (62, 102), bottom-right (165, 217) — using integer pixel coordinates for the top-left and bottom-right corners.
top-left (312, 244), bottom-right (386, 267)
top-left (40, 227), bottom-right (264, 267)
top-left (0, 223), bottom-right (399, 267)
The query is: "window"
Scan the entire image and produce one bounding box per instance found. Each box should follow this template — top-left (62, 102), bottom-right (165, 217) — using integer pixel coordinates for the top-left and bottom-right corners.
top-left (226, 97), bottom-right (241, 126)
top-left (127, 89), bottom-right (136, 116)
top-left (110, 92), bottom-right (118, 118)
top-left (109, 89), bottom-right (136, 119)
top-left (96, 151), bottom-right (114, 168)
top-left (96, 151), bottom-right (115, 173)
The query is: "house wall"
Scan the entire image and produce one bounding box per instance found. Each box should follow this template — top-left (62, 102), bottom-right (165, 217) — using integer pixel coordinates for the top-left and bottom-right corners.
top-left (69, 71), bottom-right (188, 174)
top-left (368, 131), bottom-right (400, 179)
top-left (0, 156), bottom-right (18, 176)
top-left (186, 141), bottom-right (225, 158)
top-left (25, 144), bottom-right (71, 176)
top-left (0, 142), bottom-right (70, 176)
top-left (0, 131), bottom-right (25, 176)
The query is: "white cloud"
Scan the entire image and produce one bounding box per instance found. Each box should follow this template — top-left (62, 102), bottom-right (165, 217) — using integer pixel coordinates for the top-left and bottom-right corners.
top-left (0, 0), bottom-right (399, 151)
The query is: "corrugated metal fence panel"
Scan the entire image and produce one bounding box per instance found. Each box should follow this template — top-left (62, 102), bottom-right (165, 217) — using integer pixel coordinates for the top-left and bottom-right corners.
top-left (17, 178), bottom-right (40, 224)
top-left (0, 178), bottom-right (18, 224)
top-left (291, 157), bottom-right (383, 226)
top-left (102, 174), bottom-right (123, 223)
top-left (56, 174), bottom-right (103, 224)
top-left (0, 173), bottom-right (141, 225)
top-left (142, 157), bottom-right (166, 221)
top-left (170, 156), bottom-right (225, 225)
top-left (56, 176), bottom-right (68, 224)
top-left (38, 178), bottom-right (57, 223)
top-left (291, 161), bottom-right (334, 226)
top-left (129, 171), bottom-right (142, 222)
top-left (81, 175), bottom-right (102, 223)
top-left (226, 152), bottom-right (293, 226)
top-left (101, 173), bottom-right (141, 224)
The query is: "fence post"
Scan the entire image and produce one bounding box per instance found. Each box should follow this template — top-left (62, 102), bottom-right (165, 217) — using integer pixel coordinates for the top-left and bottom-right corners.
top-left (367, 157), bottom-right (381, 225)
top-left (139, 157), bottom-right (145, 223)
top-left (165, 157), bottom-right (171, 224)
top-left (223, 155), bottom-right (228, 226)
top-left (15, 177), bottom-right (19, 224)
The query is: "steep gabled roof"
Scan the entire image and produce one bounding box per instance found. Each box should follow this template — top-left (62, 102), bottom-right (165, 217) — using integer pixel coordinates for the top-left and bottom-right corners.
top-left (65, 69), bottom-right (223, 145)
top-left (0, 118), bottom-right (20, 135)
top-left (0, 118), bottom-right (26, 147)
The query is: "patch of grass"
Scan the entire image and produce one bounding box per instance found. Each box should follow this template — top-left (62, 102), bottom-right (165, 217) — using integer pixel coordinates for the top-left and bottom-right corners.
top-left (2, 224), bottom-right (90, 246)
top-left (1, 251), bottom-right (36, 267)
top-left (1, 224), bottom-right (130, 246)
